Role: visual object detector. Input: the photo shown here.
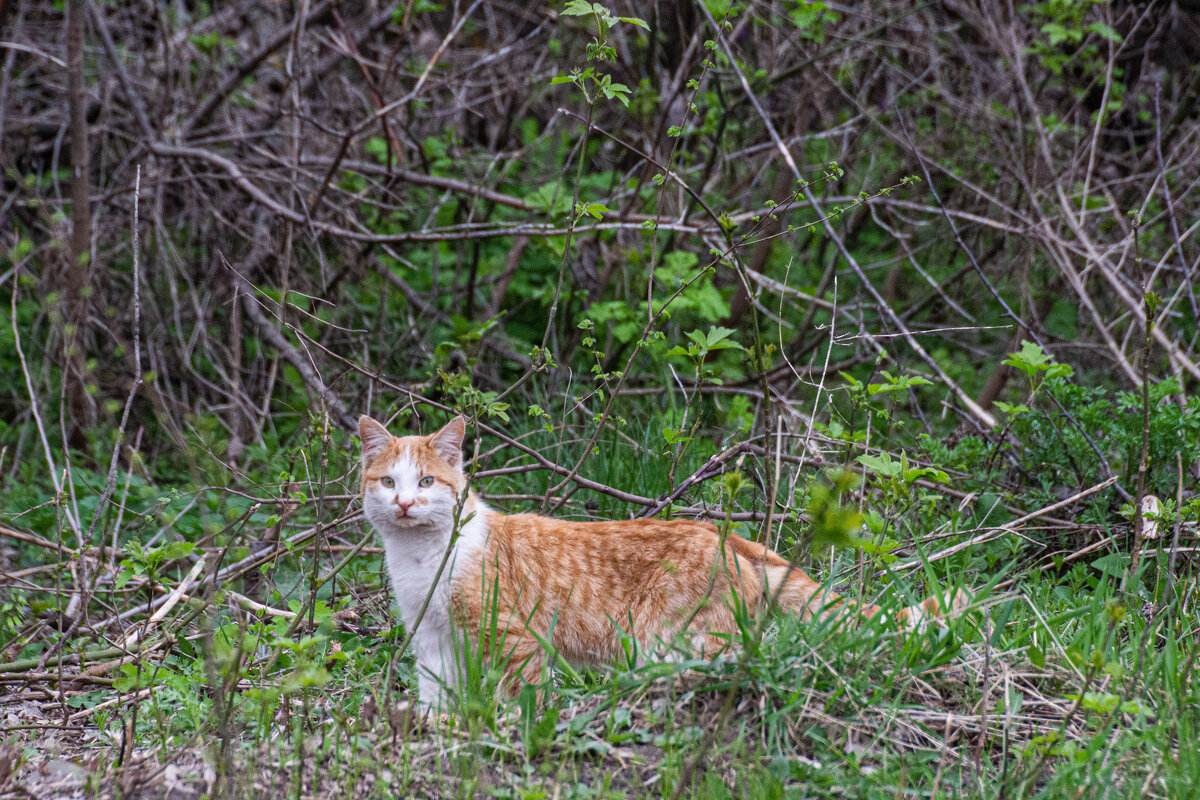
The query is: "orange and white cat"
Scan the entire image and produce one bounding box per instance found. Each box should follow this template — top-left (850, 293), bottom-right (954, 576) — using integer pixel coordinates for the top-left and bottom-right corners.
top-left (359, 415), bottom-right (964, 706)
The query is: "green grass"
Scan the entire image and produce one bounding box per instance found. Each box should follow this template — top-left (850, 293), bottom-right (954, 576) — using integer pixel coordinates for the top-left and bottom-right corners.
top-left (2, 408), bottom-right (1197, 799)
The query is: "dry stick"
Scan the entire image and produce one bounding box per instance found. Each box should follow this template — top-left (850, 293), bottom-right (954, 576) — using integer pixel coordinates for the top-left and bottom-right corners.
top-left (638, 23), bottom-right (724, 334)
top-left (1009, 616), bottom-right (1117, 795)
top-left (264, 324), bottom-right (678, 513)
top-left (303, 155), bottom-right (540, 213)
top-left (973, 608), bottom-right (992, 784)
top-left (364, 380), bottom-right (666, 507)
top-left (307, 13), bottom-right (408, 214)
top-left (87, 3), bottom-right (154, 140)
top-left (108, 429), bottom-right (142, 567)
top-left (698, 3), bottom-right (996, 432)
top-left (1042, 237), bottom-right (1140, 386)
top-left (302, 147), bottom-right (784, 228)
top-left (154, 141), bottom-right (712, 241)
top-left (94, 509), bottom-right (360, 637)
top-left (226, 257), bottom-right (357, 430)
top-left (67, 688), bottom-right (151, 725)
top-left (10, 286), bottom-right (82, 542)
top-left (91, 166), bottom-right (143, 562)
top-left (0, 523), bottom-right (75, 556)
top-left (1075, 15), bottom-right (1118, 233)
top-left (1165, 453), bottom-right (1185, 606)
top-left (555, 108), bottom-right (724, 224)
top-left (560, 246), bottom-right (797, 505)
top-left (0, 636), bottom-right (168, 674)
top-left (539, 216), bottom-right (798, 511)
top-left (637, 442), bottom-right (755, 519)
top-left (178, 0), bottom-right (337, 138)
top-left (483, 236), bottom-right (530, 320)
top-left (318, 150), bottom-right (889, 237)
top-left (893, 120), bottom-right (1131, 497)
top-left (122, 557), bottom-right (207, 649)
top-left (308, 0), bottom-right (484, 214)
top-left (1005, 19), bottom-right (1200, 384)
top-left (993, 526), bottom-right (1124, 591)
top-left (802, 32), bottom-right (1152, 418)
top-left (0, 672), bottom-right (114, 686)
top-left (40, 165), bottom-right (145, 670)
top-left (1152, 90), bottom-right (1200, 328)
top-left (64, 0), bottom-right (91, 431)
top-left (367, 245), bottom-right (533, 371)
top-left (889, 477), bottom-right (1118, 573)
top-left (762, 416), bottom-right (783, 552)
top-left (1051, 222), bottom-right (1198, 385)
top-left (531, 102), bottom-right (595, 428)
top-left (666, 12), bottom-right (843, 795)
top-left (1127, 214), bottom-right (1155, 590)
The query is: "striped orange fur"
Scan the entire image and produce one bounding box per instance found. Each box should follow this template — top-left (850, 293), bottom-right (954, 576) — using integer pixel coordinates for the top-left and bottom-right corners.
top-left (359, 415), bottom-right (965, 705)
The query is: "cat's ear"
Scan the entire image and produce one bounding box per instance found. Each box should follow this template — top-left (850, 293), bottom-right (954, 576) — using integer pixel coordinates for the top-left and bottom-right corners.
top-left (428, 416), bottom-right (466, 467)
top-left (358, 415), bottom-right (392, 468)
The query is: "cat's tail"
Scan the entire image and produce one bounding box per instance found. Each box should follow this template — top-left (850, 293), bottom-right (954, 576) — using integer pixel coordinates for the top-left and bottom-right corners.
top-left (726, 533), bottom-right (969, 631)
top-left (760, 562), bottom-right (969, 631)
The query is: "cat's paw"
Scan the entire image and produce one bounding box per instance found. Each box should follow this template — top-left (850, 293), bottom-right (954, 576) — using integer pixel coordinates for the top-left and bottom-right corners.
top-left (923, 587), bottom-right (972, 621)
top-left (387, 699), bottom-right (458, 737)
top-left (386, 700), bottom-right (426, 737)
top-left (898, 587), bottom-right (973, 632)
top-left (942, 587), bottom-right (973, 616)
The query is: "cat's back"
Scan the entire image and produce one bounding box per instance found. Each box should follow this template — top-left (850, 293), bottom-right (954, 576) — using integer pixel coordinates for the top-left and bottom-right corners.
top-left (493, 512), bottom-right (716, 550)
top-left (483, 513), bottom-right (746, 581)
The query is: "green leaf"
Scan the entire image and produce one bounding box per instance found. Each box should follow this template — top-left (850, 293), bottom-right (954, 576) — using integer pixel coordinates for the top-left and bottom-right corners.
top-left (1003, 340), bottom-right (1073, 380)
top-left (583, 202), bottom-right (610, 219)
top-left (1119, 699), bottom-right (1152, 716)
top-left (994, 401), bottom-right (1030, 416)
top-left (114, 567), bottom-right (134, 590)
top-left (1086, 21), bottom-right (1121, 42)
top-left (562, 0), bottom-right (599, 16)
top-left (867, 371), bottom-right (932, 396)
top-left (807, 475), bottom-right (863, 551)
top-left (857, 452), bottom-right (902, 478)
top-left (1005, 685), bottom-right (1024, 715)
top-left (1090, 553), bottom-right (1129, 578)
top-left (1029, 644), bottom-right (1045, 669)
top-left (662, 427), bottom-right (693, 446)
top-left (703, 326), bottom-right (742, 351)
top-left (162, 541), bottom-right (196, 560)
top-left (1076, 691), bottom-right (1120, 714)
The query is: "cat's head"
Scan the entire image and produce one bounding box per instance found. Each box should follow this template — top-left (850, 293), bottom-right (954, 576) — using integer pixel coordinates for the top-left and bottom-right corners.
top-left (358, 415), bottom-right (468, 533)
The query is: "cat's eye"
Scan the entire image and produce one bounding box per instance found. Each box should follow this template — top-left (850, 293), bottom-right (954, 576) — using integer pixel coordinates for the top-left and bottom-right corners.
top-left (419, 476), bottom-right (435, 488)
top-left (380, 477), bottom-right (395, 488)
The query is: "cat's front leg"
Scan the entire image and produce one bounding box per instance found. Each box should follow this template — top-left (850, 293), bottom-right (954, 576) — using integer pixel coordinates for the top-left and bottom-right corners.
top-left (498, 633), bottom-right (546, 696)
top-left (416, 676), bottom-right (447, 713)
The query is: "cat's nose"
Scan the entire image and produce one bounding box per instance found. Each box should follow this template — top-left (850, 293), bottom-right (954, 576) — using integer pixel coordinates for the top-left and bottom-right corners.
top-left (396, 499), bottom-right (414, 514)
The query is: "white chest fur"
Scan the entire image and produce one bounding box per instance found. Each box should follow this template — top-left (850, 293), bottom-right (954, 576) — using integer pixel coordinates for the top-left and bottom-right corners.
top-left (376, 501), bottom-right (489, 706)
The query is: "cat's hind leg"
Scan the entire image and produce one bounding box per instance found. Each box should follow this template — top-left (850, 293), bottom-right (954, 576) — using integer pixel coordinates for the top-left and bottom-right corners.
top-left (494, 632), bottom-right (547, 695)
